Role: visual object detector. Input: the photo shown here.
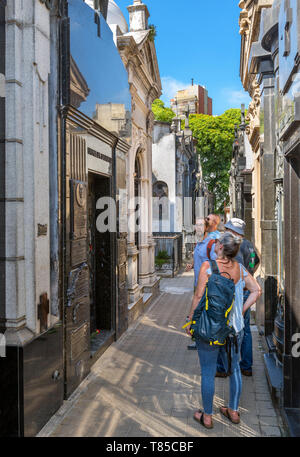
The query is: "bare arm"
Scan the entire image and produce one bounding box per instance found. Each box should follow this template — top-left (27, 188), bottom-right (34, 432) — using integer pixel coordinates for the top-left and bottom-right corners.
top-left (243, 273), bottom-right (262, 316)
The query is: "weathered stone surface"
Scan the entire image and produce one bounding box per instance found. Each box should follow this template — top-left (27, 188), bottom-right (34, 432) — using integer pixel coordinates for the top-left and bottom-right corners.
top-left (112, 1), bottom-right (162, 310)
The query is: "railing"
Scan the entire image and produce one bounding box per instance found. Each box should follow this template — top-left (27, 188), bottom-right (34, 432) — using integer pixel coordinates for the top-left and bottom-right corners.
top-left (153, 233), bottom-right (183, 278)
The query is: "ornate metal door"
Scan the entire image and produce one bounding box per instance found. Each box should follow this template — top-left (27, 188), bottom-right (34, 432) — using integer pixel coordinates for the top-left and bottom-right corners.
top-left (64, 130), bottom-right (90, 398)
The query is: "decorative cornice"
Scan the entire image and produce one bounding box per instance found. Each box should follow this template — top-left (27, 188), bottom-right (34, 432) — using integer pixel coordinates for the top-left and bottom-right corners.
top-left (66, 105), bottom-right (120, 148)
top-left (117, 32), bottom-right (161, 100)
top-left (239, 0), bottom-right (273, 90)
top-left (245, 78), bottom-right (261, 152)
top-left (116, 138), bottom-right (131, 155)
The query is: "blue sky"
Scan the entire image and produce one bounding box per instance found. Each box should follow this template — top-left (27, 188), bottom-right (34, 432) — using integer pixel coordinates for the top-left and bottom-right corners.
top-left (116, 0), bottom-right (251, 115)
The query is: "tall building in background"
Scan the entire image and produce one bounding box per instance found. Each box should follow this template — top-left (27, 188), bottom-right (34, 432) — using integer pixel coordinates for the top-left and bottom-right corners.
top-left (170, 83), bottom-right (213, 116)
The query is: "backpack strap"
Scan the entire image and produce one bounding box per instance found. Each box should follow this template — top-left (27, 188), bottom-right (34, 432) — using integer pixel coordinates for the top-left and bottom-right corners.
top-left (207, 239), bottom-right (216, 259)
top-left (210, 259), bottom-right (220, 276)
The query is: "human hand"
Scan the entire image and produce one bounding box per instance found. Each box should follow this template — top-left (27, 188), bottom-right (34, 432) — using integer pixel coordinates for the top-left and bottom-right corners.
top-left (185, 315), bottom-right (193, 336)
top-left (185, 264), bottom-right (193, 272)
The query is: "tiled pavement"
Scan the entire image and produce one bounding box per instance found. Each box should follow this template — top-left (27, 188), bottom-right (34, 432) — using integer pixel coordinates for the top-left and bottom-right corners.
top-left (38, 271), bottom-right (287, 438)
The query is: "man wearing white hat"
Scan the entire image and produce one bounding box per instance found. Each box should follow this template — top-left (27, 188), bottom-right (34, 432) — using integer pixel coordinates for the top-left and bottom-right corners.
top-left (216, 218), bottom-right (260, 377)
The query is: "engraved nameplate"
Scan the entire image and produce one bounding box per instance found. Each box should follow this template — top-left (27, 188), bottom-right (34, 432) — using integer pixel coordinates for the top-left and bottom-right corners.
top-left (88, 147), bottom-right (112, 164)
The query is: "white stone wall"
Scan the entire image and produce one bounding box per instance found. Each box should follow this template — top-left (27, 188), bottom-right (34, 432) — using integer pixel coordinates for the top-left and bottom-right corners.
top-left (152, 123), bottom-right (197, 245)
top-left (244, 131), bottom-right (254, 170)
top-left (113, 0), bottom-right (162, 305)
top-left (152, 129), bottom-right (176, 233)
top-left (5, 1), bottom-right (52, 343)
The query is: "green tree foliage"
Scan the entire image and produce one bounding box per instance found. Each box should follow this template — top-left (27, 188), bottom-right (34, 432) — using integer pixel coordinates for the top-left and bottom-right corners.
top-left (189, 109), bottom-right (243, 213)
top-left (155, 250), bottom-right (171, 269)
top-left (148, 24), bottom-right (157, 42)
top-left (152, 99), bottom-right (176, 123)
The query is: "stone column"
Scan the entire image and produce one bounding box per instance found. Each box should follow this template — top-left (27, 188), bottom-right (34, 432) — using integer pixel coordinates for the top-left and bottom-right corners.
top-left (259, 73), bottom-right (278, 337)
top-left (0, 1), bottom-right (5, 332)
top-left (146, 131), bottom-right (157, 286)
top-left (2, 0), bottom-right (53, 345)
top-left (127, 145), bottom-right (141, 304)
top-left (138, 174), bottom-right (151, 287)
top-left (0, 0), bottom-right (63, 437)
top-left (4, 2), bottom-right (29, 344)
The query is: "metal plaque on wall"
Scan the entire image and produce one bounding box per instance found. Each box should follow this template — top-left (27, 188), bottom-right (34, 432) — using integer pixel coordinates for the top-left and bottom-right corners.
top-left (70, 179), bottom-right (87, 240)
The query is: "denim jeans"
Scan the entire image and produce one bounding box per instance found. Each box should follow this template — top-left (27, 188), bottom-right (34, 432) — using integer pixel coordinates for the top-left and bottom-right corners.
top-left (217, 291), bottom-right (252, 373)
top-left (240, 305), bottom-right (253, 371)
top-left (196, 330), bottom-right (244, 415)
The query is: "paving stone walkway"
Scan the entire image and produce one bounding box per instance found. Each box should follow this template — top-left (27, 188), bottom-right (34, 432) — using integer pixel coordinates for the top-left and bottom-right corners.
top-left (39, 271), bottom-right (287, 438)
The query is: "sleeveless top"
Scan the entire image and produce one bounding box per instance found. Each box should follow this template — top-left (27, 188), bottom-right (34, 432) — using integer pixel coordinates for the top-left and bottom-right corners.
top-left (206, 263), bottom-right (248, 333)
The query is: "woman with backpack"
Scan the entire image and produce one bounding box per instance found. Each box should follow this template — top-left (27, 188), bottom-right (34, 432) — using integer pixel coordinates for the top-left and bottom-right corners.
top-left (185, 232), bottom-right (261, 429)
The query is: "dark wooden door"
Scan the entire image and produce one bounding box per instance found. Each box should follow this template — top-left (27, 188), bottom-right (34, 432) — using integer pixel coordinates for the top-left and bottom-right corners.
top-left (88, 173), bottom-right (112, 335)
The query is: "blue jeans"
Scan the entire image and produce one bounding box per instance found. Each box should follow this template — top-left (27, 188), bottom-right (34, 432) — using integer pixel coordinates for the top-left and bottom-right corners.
top-left (196, 331), bottom-right (244, 415)
top-left (217, 291), bottom-right (252, 373)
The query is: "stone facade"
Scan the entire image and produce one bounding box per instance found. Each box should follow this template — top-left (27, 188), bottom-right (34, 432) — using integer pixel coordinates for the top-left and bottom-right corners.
top-left (239, 0), bottom-right (300, 435)
top-left (0, 0), bottom-right (65, 437)
top-left (239, 0), bottom-right (273, 262)
top-left (0, 0), bottom-right (133, 436)
top-left (2, 0), bottom-right (54, 343)
top-left (229, 105), bottom-right (254, 242)
top-left (63, 0), bottom-right (133, 398)
top-left (108, 0), bottom-right (162, 322)
top-left (152, 118), bottom-right (195, 234)
top-left (239, 0), bottom-right (277, 339)
top-left (152, 116), bottom-right (209, 266)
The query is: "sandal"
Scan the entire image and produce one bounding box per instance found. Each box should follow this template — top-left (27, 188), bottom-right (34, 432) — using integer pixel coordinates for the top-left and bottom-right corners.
top-left (220, 406), bottom-right (240, 424)
top-left (193, 410), bottom-right (214, 429)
